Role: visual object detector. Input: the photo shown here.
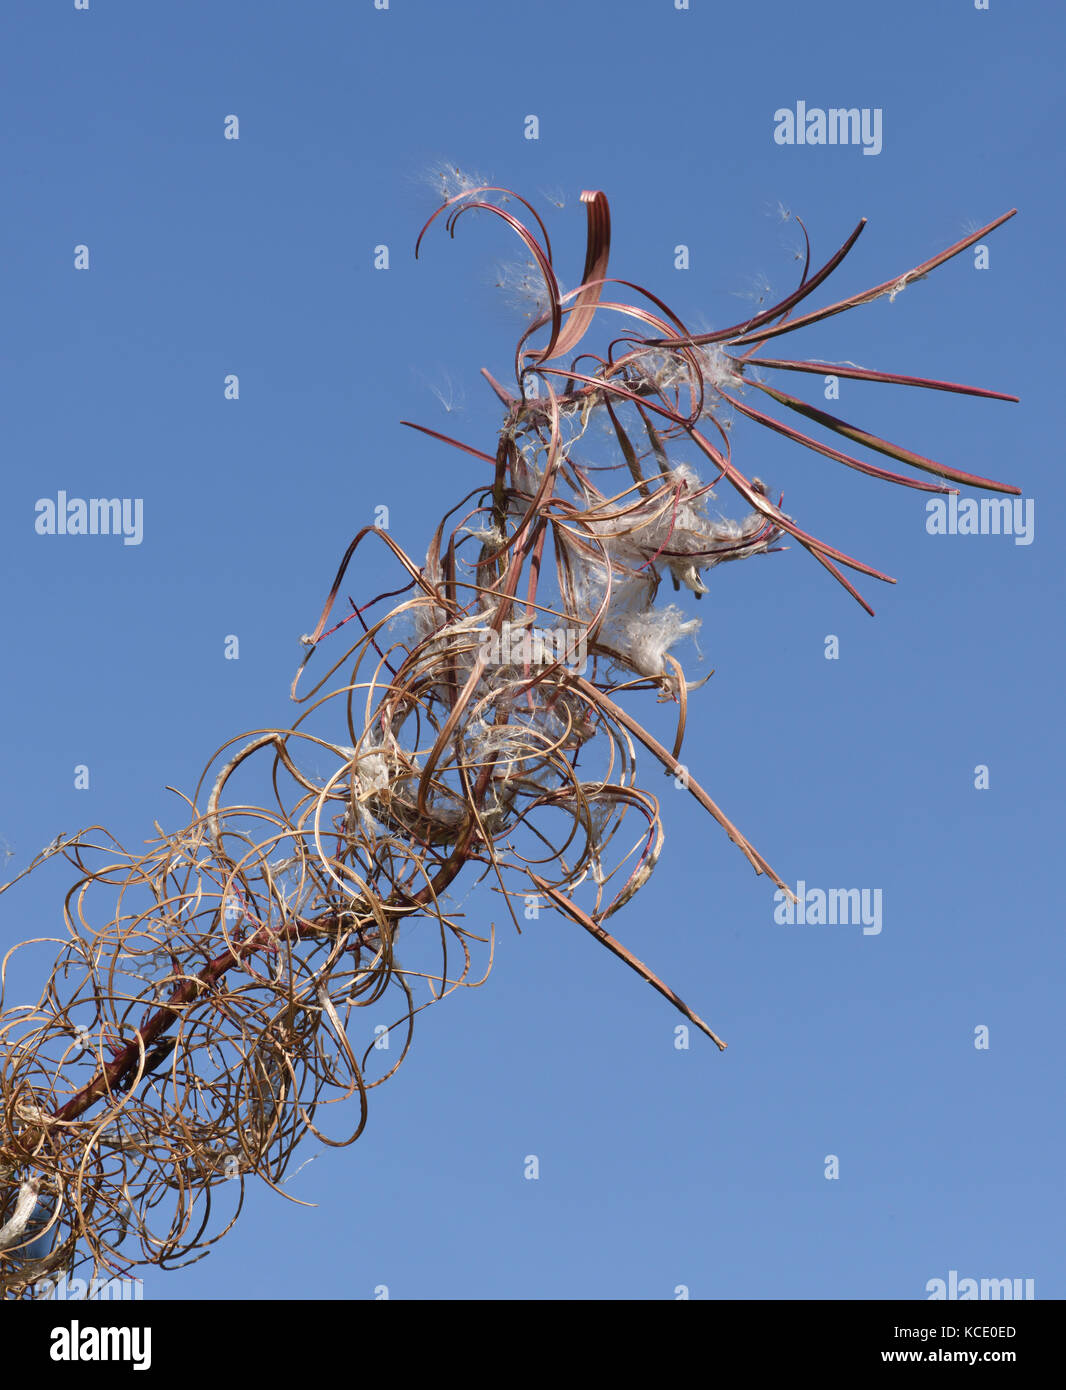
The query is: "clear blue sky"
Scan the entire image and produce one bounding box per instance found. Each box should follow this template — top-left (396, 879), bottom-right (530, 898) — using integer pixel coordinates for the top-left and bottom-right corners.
top-left (1, 0), bottom-right (1062, 1300)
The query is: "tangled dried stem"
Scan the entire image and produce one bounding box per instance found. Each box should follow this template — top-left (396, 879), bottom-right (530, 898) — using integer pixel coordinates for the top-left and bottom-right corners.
top-left (0, 182), bottom-right (1016, 1296)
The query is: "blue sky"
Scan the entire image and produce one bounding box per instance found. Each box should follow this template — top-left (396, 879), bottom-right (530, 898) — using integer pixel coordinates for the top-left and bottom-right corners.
top-left (1, 0), bottom-right (1062, 1300)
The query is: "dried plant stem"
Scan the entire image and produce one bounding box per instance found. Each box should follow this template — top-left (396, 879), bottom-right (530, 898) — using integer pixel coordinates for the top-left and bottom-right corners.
top-left (0, 181), bottom-right (1016, 1296)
